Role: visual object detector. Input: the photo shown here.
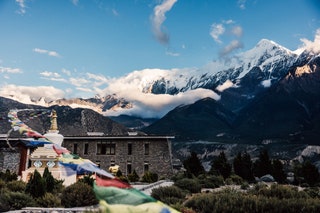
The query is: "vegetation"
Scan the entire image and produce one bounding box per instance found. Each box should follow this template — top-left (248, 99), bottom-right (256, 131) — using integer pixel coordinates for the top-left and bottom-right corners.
top-left (152, 150), bottom-right (320, 212)
top-left (61, 181), bottom-right (98, 207)
top-left (1, 149), bottom-right (320, 212)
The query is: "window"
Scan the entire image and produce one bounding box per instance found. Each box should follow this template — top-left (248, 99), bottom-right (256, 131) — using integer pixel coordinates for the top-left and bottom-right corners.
top-left (73, 143), bottom-right (78, 154)
top-left (144, 143), bottom-right (149, 155)
top-left (127, 163), bottom-right (132, 174)
top-left (128, 143), bottom-right (132, 155)
top-left (144, 163), bottom-right (149, 172)
top-left (97, 142), bottom-right (116, 155)
top-left (84, 143), bottom-right (89, 155)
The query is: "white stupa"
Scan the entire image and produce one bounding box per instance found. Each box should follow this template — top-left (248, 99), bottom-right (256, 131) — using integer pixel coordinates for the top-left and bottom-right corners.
top-left (44, 110), bottom-right (64, 146)
top-left (22, 110), bottom-right (76, 186)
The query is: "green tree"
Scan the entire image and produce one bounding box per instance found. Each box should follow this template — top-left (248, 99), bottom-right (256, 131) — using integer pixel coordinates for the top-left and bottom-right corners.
top-left (233, 152), bottom-right (254, 182)
top-left (43, 167), bottom-right (55, 193)
top-left (271, 159), bottom-right (286, 183)
top-left (253, 150), bottom-right (272, 178)
top-left (301, 161), bottom-right (319, 186)
top-left (210, 152), bottom-right (231, 179)
top-left (183, 152), bottom-right (205, 177)
top-left (25, 169), bottom-right (46, 198)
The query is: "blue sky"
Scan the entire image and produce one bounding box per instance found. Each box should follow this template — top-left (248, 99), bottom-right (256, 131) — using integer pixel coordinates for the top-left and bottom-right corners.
top-left (0, 0), bottom-right (319, 102)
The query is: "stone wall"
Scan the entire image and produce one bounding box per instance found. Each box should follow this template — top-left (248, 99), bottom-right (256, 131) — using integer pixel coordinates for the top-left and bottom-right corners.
top-left (63, 136), bottom-right (174, 179)
top-left (0, 148), bottom-right (21, 173)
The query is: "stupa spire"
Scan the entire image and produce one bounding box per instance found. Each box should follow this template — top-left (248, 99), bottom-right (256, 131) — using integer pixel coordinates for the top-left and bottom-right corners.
top-left (50, 110), bottom-right (58, 131)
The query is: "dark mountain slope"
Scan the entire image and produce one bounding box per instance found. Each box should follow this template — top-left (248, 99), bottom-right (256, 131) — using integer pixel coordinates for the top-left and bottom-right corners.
top-left (236, 56), bottom-right (320, 143)
top-left (143, 54), bottom-right (320, 143)
top-left (0, 97), bottom-right (130, 137)
top-left (143, 98), bottom-right (236, 141)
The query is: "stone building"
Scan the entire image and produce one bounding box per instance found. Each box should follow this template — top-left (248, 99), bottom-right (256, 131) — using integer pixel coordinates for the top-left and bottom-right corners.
top-left (62, 134), bottom-right (175, 178)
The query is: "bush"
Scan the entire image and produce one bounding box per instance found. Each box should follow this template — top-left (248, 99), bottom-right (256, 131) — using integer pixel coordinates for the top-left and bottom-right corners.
top-left (174, 178), bottom-right (201, 194)
top-left (141, 171), bottom-right (158, 183)
top-left (0, 190), bottom-right (36, 211)
top-left (0, 169), bottom-right (18, 182)
top-left (36, 193), bottom-right (62, 207)
top-left (78, 175), bottom-right (95, 186)
top-left (304, 187), bottom-right (320, 198)
top-left (184, 190), bottom-right (320, 213)
top-left (250, 184), bottom-right (309, 199)
top-left (151, 186), bottom-right (186, 205)
top-left (6, 180), bottom-right (27, 192)
top-left (127, 170), bottom-right (139, 182)
top-left (61, 182), bottom-right (98, 207)
top-left (198, 175), bottom-right (224, 188)
top-left (225, 174), bottom-right (244, 185)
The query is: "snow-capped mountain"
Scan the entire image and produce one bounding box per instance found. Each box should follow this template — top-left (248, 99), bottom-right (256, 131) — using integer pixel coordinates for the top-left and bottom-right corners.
top-left (139, 39), bottom-right (297, 95)
top-left (0, 39), bottom-right (307, 119)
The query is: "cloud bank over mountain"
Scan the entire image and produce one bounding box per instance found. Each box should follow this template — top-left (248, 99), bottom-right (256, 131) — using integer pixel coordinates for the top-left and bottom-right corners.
top-left (1, 29), bottom-right (320, 118)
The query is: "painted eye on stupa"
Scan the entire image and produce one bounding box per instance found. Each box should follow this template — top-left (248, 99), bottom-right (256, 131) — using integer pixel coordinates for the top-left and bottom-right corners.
top-left (46, 161), bottom-right (55, 168)
top-left (33, 160), bottom-right (42, 168)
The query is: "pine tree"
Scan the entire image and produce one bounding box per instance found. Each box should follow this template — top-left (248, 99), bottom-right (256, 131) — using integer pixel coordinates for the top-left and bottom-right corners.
top-left (210, 151), bottom-right (231, 179)
top-left (183, 152), bottom-right (205, 177)
top-left (233, 152), bottom-right (254, 182)
top-left (43, 167), bottom-right (55, 193)
top-left (25, 169), bottom-right (46, 198)
top-left (271, 159), bottom-right (286, 183)
top-left (253, 150), bottom-right (272, 178)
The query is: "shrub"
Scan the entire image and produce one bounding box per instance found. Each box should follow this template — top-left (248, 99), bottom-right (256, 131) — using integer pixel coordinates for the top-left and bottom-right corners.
top-left (0, 169), bottom-right (18, 182)
top-left (304, 187), bottom-right (320, 198)
top-left (0, 190), bottom-right (36, 211)
top-left (225, 174), bottom-right (244, 185)
top-left (141, 171), bottom-right (158, 183)
top-left (36, 192), bottom-right (62, 207)
top-left (151, 186), bottom-right (186, 205)
top-left (127, 170), bottom-right (139, 182)
top-left (250, 184), bottom-right (309, 199)
top-left (61, 182), bottom-right (98, 207)
top-left (6, 180), bottom-right (26, 192)
top-left (78, 175), bottom-right (95, 186)
top-left (174, 178), bottom-right (201, 194)
top-left (198, 175), bottom-right (224, 188)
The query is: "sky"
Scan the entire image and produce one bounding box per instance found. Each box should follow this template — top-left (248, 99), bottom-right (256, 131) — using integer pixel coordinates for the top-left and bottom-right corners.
top-left (0, 0), bottom-right (320, 117)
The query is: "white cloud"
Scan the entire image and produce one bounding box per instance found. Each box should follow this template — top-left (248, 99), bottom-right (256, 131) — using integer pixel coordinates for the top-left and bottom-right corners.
top-left (40, 71), bottom-right (61, 78)
top-left (232, 26), bottom-right (243, 37)
top-left (104, 88), bottom-right (220, 118)
top-left (0, 66), bottom-right (22, 74)
top-left (16, 0), bottom-right (27, 14)
top-left (219, 40), bottom-right (243, 57)
top-left (151, 0), bottom-right (178, 45)
top-left (237, 0), bottom-right (247, 9)
top-left (216, 80), bottom-right (234, 92)
top-left (210, 23), bottom-right (225, 43)
top-left (0, 84), bottom-right (65, 104)
top-left (299, 28), bottom-right (320, 54)
top-left (69, 77), bottom-right (90, 87)
top-left (100, 68), bottom-right (220, 118)
top-left (33, 48), bottom-right (60, 57)
top-left (166, 50), bottom-right (180, 56)
top-left (62, 68), bottom-right (72, 76)
top-left (86, 72), bottom-right (109, 87)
